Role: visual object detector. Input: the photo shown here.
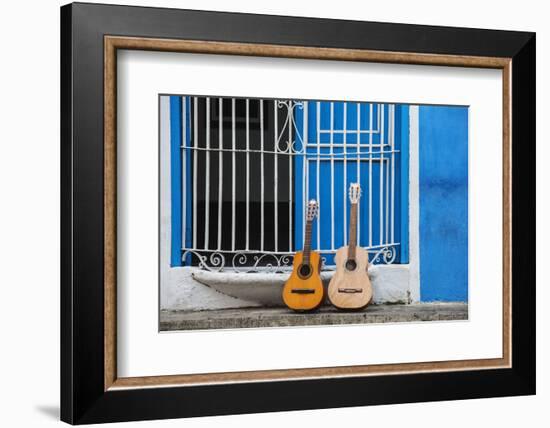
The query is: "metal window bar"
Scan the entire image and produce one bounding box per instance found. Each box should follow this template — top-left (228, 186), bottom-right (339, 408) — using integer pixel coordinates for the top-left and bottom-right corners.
top-left (231, 98), bottom-right (236, 252)
top-left (330, 102), bottom-right (335, 251)
top-left (204, 97), bottom-right (210, 250)
top-left (181, 98), bottom-right (187, 254)
top-left (181, 96), bottom-right (399, 272)
top-left (357, 102), bottom-right (362, 246)
top-left (274, 104), bottom-right (279, 252)
top-left (260, 99), bottom-right (265, 252)
top-left (343, 102), bottom-right (347, 245)
top-left (303, 101), bottom-right (308, 243)
top-left (217, 98), bottom-right (223, 251)
top-left (379, 103), bottom-right (384, 246)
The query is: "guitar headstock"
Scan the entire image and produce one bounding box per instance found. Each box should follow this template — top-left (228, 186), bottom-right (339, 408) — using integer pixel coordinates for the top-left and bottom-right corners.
top-left (349, 183), bottom-right (362, 204)
top-left (306, 199), bottom-right (319, 221)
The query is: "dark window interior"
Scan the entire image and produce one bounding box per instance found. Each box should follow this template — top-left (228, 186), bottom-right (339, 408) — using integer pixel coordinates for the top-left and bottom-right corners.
top-left (189, 97), bottom-right (294, 266)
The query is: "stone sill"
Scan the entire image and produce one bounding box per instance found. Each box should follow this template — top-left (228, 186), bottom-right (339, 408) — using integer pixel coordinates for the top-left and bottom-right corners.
top-left (160, 302), bottom-right (467, 331)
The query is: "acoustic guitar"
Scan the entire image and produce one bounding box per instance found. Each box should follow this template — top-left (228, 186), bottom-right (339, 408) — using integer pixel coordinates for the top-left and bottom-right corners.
top-left (282, 200), bottom-right (324, 311)
top-left (328, 183), bottom-right (373, 309)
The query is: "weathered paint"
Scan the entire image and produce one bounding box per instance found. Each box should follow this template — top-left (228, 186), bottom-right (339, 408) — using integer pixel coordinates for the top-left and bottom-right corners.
top-left (418, 106), bottom-right (468, 301)
top-left (191, 264), bottom-right (410, 308)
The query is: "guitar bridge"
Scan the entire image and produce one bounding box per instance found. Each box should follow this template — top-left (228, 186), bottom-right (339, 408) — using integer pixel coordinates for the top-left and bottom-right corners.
top-left (337, 288), bottom-right (363, 293)
top-left (291, 288), bottom-right (316, 294)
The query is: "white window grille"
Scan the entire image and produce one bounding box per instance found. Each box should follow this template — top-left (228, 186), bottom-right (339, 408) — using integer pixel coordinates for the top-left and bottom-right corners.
top-left (180, 96), bottom-right (400, 272)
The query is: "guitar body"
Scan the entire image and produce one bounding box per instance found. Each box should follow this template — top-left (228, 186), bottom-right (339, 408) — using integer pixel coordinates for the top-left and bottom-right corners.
top-left (282, 251), bottom-right (324, 311)
top-left (328, 246), bottom-right (373, 310)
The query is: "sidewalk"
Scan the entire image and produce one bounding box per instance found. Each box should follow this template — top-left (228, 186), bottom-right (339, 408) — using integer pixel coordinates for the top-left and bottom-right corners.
top-left (160, 302), bottom-right (468, 331)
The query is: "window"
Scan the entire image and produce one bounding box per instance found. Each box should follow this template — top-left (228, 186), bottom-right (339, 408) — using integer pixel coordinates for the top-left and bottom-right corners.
top-left (167, 96), bottom-right (408, 271)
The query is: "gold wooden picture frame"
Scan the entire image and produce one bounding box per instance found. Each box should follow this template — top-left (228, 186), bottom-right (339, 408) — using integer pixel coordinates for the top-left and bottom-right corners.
top-left (104, 36), bottom-right (511, 391)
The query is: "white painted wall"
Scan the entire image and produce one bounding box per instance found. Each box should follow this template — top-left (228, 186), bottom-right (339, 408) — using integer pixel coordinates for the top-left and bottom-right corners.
top-left (1, 1), bottom-right (546, 427)
top-left (409, 106), bottom-right (421, 301)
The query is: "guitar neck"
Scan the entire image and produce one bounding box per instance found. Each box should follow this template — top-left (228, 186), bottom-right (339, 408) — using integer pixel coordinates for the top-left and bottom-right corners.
top-left (348, 202), bottom-right (358, 260)
top-left (303, 220), bottom-right (313, 265)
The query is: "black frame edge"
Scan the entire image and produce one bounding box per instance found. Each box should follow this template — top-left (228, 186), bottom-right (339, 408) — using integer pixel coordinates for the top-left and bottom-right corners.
top-left (511, 33), bottom-right (536, 393)
top-left (70, 1), bottom-right (533, 57)
top-left (60, 3), bottom-right (74, 425)
top-left (60, 3), bottom-right (536, 424)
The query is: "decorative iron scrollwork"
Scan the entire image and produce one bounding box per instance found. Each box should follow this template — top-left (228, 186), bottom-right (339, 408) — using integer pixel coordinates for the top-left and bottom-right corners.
top-left (183, 250), bottom-right (295, 273)
top-left (182, 250), bottom-right (226, 272)
top-left (276, 100), bottom-right (305, 154)
top-left (368, 246), bottom-right (397, 265)
top-left (183, 246), bottom-right (398, 273)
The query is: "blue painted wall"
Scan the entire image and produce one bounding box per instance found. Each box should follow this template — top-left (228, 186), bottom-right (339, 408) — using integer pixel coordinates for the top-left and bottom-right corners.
top-left (419, 106), bottom-right (468, 301)
top-left (169, 96), bottom-right (183, 267)
top-left (398, 106), bottom-right (409, 263)
top-left (169, 96), bottom-right (193, 267)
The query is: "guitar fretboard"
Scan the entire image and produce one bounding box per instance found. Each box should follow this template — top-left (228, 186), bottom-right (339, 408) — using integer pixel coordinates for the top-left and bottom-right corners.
top-left (303, 220), bottom-right (313, 266)
top-left (348, 203), bottom-right (358, 260)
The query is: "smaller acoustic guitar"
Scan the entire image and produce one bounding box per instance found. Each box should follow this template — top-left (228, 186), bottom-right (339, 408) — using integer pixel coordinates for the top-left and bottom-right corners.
top-left (282, 200), bottom-right (324, 311)
top-left (328, 183), bottom-right (373, 309)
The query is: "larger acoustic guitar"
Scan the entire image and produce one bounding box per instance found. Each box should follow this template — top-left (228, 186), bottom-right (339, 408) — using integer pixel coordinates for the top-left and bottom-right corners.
top-left (282, 200), bottom-right (324, 311)
top-left (328, 183), bottom-right (373, 309)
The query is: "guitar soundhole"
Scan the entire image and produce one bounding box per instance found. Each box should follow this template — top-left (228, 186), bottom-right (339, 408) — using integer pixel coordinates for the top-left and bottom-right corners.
top-left (345, 259), bottom-right (357, 271)
top-left (298, 264), bottom-right (312, 278)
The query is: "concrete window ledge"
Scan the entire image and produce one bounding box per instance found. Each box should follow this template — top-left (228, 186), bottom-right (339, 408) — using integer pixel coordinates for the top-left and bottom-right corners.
top-left (161, 265), bottom-right (413, 311)
top-left (160, 302), bottom-right (468, 331)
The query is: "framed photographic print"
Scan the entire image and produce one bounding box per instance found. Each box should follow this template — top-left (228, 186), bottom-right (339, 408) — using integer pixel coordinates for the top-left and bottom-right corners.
top-left (61, 2), bottom-right (535, 424)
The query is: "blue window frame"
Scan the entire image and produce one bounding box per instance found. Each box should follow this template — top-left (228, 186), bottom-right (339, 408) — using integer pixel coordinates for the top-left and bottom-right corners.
top-left (167, 96), bottom-right (409, 268)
